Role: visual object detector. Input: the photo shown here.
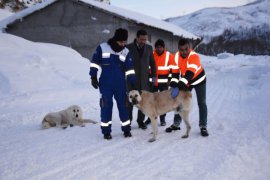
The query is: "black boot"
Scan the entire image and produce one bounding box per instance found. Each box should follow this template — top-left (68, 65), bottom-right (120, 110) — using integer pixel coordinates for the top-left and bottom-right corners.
top-left (138, 122), bottom-right (147, 129)
top-left (200, 127), bottom-right (209, 137)
top-left (165, 124), bottom-right (180, 133)
top-left (104, 134), bottom-right (112, 140)
top-left (124, 132), bottom-right (132, 138)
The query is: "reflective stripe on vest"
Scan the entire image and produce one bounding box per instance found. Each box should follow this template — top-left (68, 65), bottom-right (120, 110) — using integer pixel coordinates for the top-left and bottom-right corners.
top-left (187, 61), bottom-right (201, 74)
top-left (191, 74), bottom-right (206, 85)
top-left (149, 78), bottom-right (168, 83)
top-left (170, 78), bottom-right (179, 83)
top-left (174, 51), bottom-right (179, 66)
top-left (157, 51), bottom-right (170, 71)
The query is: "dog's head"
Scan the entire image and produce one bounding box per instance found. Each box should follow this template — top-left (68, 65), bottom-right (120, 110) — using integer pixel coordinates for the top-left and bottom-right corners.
top-left (67, 105), bottom-right (83, 120)
top-left (128, 90), bottom-right (142, 105)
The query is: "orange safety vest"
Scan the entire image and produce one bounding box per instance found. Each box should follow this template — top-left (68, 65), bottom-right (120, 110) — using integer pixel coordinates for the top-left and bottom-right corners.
top-left (173, 50), bottom-right (206, 86)
top-left (150, 49), bottom-right (174, 86)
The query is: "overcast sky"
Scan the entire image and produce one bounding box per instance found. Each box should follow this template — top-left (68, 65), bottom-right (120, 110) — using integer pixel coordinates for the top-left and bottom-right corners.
top-left (111, 0), bottom-right (256, 19)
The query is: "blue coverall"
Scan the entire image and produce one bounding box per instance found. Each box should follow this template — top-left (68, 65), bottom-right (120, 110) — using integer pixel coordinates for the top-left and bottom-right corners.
top-left (90, 42), bottom-right (136, 135)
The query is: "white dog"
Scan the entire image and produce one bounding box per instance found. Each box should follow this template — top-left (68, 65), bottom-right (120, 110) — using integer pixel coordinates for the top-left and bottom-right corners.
top-left (41, 105), bottom-right (97, 129)
top-left (129, 90), bottom-right (192, 142)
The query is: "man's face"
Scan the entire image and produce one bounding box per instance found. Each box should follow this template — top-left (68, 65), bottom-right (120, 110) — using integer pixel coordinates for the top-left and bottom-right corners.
top-left (136, 35), bottom-right (148, 47)
top-left (178, 44), bottom-right (190, 58)
top-left (116, 41), bottom-right (127, 47)
top-left (155, 45), bottom-right (164, 55)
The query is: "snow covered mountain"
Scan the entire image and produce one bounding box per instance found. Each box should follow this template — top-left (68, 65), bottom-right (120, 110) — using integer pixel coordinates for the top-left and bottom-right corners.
top-left (166, 0), bottom-right (270, 55)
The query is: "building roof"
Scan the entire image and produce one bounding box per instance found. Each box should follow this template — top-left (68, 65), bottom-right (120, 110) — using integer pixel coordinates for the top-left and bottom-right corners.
top-left (0, 0), bottom-right (199, 39)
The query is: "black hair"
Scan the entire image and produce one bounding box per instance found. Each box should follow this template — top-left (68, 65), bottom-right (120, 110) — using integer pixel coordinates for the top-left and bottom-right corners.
top-left (155, 39), bottom-right (165, 48)
top-left (178, 38), bottom-right (190, 46)
top-left (136, 29), bottom-right (147, 37)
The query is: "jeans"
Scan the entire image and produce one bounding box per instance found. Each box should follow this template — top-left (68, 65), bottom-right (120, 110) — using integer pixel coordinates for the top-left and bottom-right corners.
top-left (172, 83), bottom-right (208, 128)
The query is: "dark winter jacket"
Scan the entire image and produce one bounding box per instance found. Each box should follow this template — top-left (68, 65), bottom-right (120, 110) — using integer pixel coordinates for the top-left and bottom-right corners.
top-left (127, 40), bottom-right (156, 91)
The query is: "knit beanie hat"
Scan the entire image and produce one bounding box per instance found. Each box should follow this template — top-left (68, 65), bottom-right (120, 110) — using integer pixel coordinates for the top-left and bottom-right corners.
top-left (113, 28), bottom-right (128, 41)
top-left (155, 39), bottom-right (165, 47)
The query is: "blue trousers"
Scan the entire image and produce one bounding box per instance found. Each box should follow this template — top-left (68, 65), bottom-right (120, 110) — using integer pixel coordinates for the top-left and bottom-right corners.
top-left (99, 86), bottom-right (131, 135)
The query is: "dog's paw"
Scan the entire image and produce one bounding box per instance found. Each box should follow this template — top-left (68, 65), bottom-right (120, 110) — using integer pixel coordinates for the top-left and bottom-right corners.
top-left (70, 124), bottom-right (74, 127)
top-left (148, 138), bottom-right (156, 142)
top-left (81, 125), bottom-right (85, 127)
top-left (181, 134), bottom-right (189, 138)
top-left (62, 127), bottom-right (68, 129)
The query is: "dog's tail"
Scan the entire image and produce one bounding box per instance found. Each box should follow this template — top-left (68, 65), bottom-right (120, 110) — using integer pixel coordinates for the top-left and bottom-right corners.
top-left (82, 119), bottom-right (98, 124)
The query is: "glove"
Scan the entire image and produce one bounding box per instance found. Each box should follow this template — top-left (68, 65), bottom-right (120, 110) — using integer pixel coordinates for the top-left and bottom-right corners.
top-left (178, 81), bottom-right (189, 91)
top-left (152, 77), bottom-right (157, 86)
top-left (170, 87), bottom-right (179, 99)
top-left (91, 77), bottom-right (99, 89)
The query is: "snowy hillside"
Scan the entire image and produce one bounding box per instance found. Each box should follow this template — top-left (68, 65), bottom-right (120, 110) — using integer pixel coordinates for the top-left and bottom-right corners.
top-left (167, 0), bottom-right (270, 55)
top-left (0, 33), bottom-right (270, 179)
top-left (0, 8), bottom-right (13, 21)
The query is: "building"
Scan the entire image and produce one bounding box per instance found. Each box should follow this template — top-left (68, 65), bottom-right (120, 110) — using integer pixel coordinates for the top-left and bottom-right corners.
top-left (0, 0), bottom-right (200, 59)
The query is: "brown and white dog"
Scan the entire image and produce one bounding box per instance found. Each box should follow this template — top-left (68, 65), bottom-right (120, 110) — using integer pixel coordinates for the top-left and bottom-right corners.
top-left (41, 105), bottom-right (97, 129)
top-left (128, 90), bottom-right (192, 142)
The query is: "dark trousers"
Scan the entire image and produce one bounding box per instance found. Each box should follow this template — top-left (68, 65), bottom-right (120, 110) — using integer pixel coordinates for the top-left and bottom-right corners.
top-left (173, 83), bottom-right (207, 127)
top-left (128, 103), bottom-right (145, 125)
top-left (194, 83), bottom-right (208, 127)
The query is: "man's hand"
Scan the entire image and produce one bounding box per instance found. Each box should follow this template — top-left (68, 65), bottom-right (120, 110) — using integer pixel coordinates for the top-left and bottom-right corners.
top-left (170, 87), bottom-right (179, 99)
top-left (91, 77), bottom-right (99, 89)
top-left (178, 81), bottom-right (189, 91)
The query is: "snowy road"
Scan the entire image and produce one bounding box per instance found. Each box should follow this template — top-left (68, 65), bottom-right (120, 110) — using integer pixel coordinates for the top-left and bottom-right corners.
top-left (0, 34), bottom-right (270, 179)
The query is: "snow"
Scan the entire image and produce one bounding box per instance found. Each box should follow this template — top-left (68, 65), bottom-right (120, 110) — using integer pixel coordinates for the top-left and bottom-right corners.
top-left (0, 0), bottom-right (198, 39)
top-left (167, 0), bottom-right (270, 42)
top-left (1, 31), bottom-right (270, 179)
top-left (0, 9), bottom-right (13, 21)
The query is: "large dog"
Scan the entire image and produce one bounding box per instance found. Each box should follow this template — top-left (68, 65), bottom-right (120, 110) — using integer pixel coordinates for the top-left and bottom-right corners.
top-left (129, 90), bottom-right (192, 142)
top-left (42, 105), bottom-right (97, 129)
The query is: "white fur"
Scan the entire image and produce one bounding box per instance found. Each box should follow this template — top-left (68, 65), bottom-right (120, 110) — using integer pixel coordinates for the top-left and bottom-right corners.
top-left (41, 105), bottom-right (97, 129)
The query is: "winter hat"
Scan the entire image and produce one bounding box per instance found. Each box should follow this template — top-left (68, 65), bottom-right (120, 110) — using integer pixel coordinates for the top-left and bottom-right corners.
top-left (113, 28), bottom-right (128, 41)
top-left (155, 39), bottom-right (165, 48)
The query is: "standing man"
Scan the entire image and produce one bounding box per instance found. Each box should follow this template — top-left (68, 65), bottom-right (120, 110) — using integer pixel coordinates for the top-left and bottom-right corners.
top-left (127, 29), bottom-right (157, 130)
top-left (145, 39), bottom-right (174, 126)
top-left (89, 28), bottom-right (136, 140)
top-left (168, 38), bottom-right (209, 137)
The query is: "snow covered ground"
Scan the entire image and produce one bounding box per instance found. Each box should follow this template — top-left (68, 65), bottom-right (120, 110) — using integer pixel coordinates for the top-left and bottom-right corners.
top-left (0, 33), bottom-right (270, 179)
top-left (0, 9), bottom-right (13, 21)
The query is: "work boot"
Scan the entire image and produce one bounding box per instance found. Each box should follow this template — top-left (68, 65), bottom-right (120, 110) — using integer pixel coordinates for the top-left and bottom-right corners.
top-left (138, 122), bottom-right (147, 130)
top-left (124, 132), bottom-right (132, 138)
top-left (104, 134), bottom-right (112, 140)
top-left (165, 124), bottom-right (180, 133)
top-left (200, 127), bottom-right (209, 137)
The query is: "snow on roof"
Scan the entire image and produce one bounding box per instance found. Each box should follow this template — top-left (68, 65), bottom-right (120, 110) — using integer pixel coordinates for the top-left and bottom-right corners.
top-left (0, 0), bottom-right (198, 39)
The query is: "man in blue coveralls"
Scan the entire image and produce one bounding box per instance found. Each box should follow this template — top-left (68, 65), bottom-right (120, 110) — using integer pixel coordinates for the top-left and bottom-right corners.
top-left (89, 28), bottom-right (136, 140)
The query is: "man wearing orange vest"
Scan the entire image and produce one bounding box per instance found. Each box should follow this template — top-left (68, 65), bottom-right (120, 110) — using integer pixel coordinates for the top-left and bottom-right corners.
top-left (145, 39), bottom-right (174, 126)
top-left (168, 38), bottom-right (209, 137)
